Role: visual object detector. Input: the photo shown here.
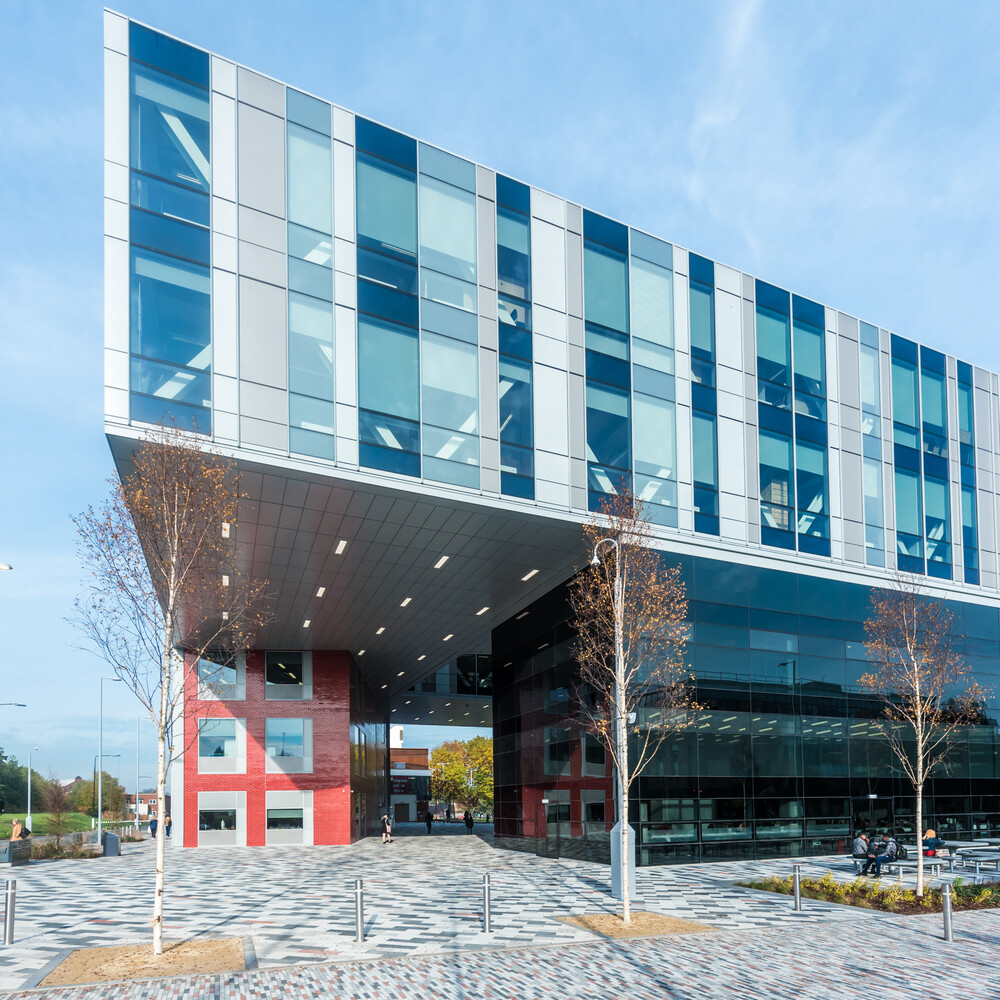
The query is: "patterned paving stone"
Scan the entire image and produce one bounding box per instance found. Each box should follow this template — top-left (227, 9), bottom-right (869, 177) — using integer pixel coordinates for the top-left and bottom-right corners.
top-left (0, 824), bottom-right (992, 996)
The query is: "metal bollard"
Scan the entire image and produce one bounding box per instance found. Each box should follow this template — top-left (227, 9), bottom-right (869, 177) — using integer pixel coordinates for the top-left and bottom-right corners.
top-left (792, 864), bottom-right (802, 912)
top-left (483, 873), bottom-right (492, 933)
top-left (354, 879), bottom-right (364, 943)
top-left (3, 880), bottom-right (15, 946)
top-left (942, 883), bottom-right (953, 942)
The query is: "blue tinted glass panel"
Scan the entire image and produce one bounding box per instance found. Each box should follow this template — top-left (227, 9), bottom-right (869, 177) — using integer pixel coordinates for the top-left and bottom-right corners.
top-left (129, 23), bottom-right (209, 88)
top-left (630, 256), bottom-right (673, 349)
top-left (586, 383), bottom-right (631, 471)
top-left (630, 231), bottom-right (672, 268)
top-left (131, 64), bottom-right (210, 192)
top-left (358, 278), bottom-right (419, 328)
top-left (288, 292), bottom-right (334, 400)
top-left (583, 211), bottom-right (628, 252)
top-left (796, 440), bottom-right (828, 537)
top-left (496, 175), bottom-right (530, 214)
top-left (130, 173), bottom-right (209, 228)
top-left (131, 392), bottom-right (209, 433)
top-left (756, 301), bottom-right (791, 387)
top-left (689, 274), bottom-right (714, 359)
top-left (759, 429), bottom-right (794, 530)
top-left (584, 244), bottom-right (628, 333)
top-left (418, 143), bottom-right (476, 192)
top-left (420, 174), bottom-right (476, 283)
top-left (634, 394), bottom-right (676, 480)
top-left (288, 123), bottom-right (332, 233)
top-left (355, 118), bottom-right (416, 168)
top-left (289, 258), bottom-right (334, 301)
top-left (356, 153), bottom-right (417, 256)
top-left (692, 412), bottom-right (718, 489)
top-left (287, 89), bottom-right (331, 136)
top-left (130, 207), bottom-right (210, 264)
top-left (499, 358), bottom-right (533, 449)
top-left (894, 467), bottom-right (922, 540)
top-left (358, 316), bottom-right (419, 420)
top-left (131, 356), bottom-right (210, 408)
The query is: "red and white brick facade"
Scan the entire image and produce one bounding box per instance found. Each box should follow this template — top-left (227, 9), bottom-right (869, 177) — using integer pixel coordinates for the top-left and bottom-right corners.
top-left (177, 649), bottom-right (355, 847)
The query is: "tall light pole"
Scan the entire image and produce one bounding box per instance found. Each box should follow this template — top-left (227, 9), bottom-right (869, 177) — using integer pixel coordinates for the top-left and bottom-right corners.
top-left (92, 753), bottom-right (121, 822)
top-left (590, 537), bottom-right (624, 825)
top-left (98, 677), bottom-right (123, 829)
top-left (25, 746), bottom-right (39, 832)
top-left (135, 717), bottom-right (140, 829)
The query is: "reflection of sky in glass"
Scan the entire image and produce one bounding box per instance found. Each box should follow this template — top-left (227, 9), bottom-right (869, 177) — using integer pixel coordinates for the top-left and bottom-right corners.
top-left (267, 719), bottom-right (304, 757)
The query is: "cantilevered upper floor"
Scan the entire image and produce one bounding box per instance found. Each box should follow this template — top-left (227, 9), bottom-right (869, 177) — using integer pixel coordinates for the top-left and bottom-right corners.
top-left (103, 11), bottom-right (1000, 692)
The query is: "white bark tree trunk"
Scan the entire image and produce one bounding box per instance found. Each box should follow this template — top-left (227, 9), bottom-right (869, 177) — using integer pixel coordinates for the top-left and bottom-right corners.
top-left (152, 630), bottom-right (173, 956)
top-left (915, 773), bottom-right (924, 898)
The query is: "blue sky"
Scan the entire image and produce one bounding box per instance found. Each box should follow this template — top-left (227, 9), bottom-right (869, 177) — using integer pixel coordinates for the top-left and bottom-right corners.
top-left (2, 0), bottom-right (1000, 780)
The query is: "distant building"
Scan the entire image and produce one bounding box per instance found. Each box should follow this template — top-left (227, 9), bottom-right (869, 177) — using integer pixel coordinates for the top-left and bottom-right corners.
top-left (124, 792), bottom-right (171, 821)
top-left (389, 727), bottom-right (430, 823)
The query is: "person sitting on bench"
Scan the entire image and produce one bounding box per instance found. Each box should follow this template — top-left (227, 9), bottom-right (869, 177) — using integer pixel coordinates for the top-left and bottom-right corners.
top-left (870, 834), bottom-right (899, 878)
top-left (852, 832), bottom-right (871, 872)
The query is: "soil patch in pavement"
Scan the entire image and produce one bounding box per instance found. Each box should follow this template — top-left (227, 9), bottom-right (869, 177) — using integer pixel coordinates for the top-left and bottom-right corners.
top-left (559, 911), bottom-right (715, 938)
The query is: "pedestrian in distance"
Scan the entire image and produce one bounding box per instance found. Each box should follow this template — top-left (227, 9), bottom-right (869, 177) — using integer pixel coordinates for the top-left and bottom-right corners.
top-left (164, 815), bottom-right (172, 838)
top-left (149, 816), bottom-right (158, 839)
top-left (425, 808), bottom-right (433, 834)
top-left (10, 818), bottom-right (25, 840)
top-left (464, 809), bottom-right (474, 834)
top-left (381, 814), bottom-right (393, 844)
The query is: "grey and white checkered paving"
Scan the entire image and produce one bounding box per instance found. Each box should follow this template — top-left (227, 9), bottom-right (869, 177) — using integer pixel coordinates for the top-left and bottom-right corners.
top-left (0, 822), bottom-right (994, 996)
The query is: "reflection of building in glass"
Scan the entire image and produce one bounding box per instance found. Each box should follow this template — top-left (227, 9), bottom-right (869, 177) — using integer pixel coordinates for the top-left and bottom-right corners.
top-left (104, 14), bottom-right (1000, 861)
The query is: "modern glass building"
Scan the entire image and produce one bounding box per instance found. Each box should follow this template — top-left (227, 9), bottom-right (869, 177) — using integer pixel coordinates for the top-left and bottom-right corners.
top-left (103, 12), bottom-right (1000, 858)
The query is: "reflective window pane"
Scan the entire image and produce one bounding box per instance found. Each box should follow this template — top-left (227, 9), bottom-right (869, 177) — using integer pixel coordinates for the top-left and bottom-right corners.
top-left (287, 123), bottom-right (332, 233)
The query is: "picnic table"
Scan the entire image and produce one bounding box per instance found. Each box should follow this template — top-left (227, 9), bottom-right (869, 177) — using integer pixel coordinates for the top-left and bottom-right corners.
top-left (940, 840), bottom-right (991, 872)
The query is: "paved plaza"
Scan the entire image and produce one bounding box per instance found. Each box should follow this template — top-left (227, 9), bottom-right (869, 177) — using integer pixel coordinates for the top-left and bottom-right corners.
top-left (0, 824), bottom-right (997, 997)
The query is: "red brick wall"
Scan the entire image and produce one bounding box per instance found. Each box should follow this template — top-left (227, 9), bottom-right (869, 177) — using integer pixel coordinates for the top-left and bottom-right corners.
top-left (183, 649), bottom-right (353, 846)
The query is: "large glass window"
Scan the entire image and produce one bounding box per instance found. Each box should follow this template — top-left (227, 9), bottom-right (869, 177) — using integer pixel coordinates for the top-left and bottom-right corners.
top-left (419, 175), bottom-right (476, 285)
top-left (357, 154), bottom-right (417, 257)
top-left (957, 361), bottom-right (979, 583)
top-left (690, 255), bottom-right (719, 534)
top-left (756, 282), bottom-right (791, 390)
top-left (266, 718), bottom-right (305, 759)
top-left (287, 123), bottom-right (332, 234)
top-left (760, 429), bottom-right (794, 543)
top-left (265, 652), bottom-right (309, 701)
top-left (421, 332), bottom-right (479, 487)
top-left (198, 718), bottom-right (236, 758)
top-left (859, 324), bottom-right (884, 566)
top-left (895, 466), bottom-right (924, 572)
top-left (128, 29), bottom-right (211, 433)
top-left (267, 809), bottom-right (304, 830)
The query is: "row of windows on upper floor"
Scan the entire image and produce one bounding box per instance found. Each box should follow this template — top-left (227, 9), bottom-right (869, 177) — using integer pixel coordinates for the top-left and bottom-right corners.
top-left (121, 24), bottom-right (990, 584)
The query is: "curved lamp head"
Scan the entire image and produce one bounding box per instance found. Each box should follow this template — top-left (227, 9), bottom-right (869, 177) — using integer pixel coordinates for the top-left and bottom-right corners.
top-left (590, 554), bottom-right (601, 568)
top-left (0, 564), bottom-right (12, 571)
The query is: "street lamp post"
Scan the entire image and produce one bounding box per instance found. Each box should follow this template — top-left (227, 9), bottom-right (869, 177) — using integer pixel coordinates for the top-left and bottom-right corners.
top-left (25, 746), bottom-right (39, 833)
top-left (98, 677), bottom-right (123, 830)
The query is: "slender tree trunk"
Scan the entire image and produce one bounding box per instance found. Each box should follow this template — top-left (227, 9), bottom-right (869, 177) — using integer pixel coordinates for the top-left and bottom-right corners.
top-left (618, 702), bottom-right (630, 924)
top-left (152, 630), bottom-right (172, 956)
top-left (915, 773), bottom-right (924, 899)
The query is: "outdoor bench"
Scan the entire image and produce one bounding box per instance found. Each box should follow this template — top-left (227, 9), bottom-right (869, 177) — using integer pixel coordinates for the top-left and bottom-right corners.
top-left (850, 856), bottom-right (942, 877)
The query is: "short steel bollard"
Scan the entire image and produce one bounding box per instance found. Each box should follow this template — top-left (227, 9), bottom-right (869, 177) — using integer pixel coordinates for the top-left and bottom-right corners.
top-left (354, 879), bottom-right (365, 943)
top-left (792, 864), bottom-right (802, 912)
top-left (942, 882), bottom-right (954, 942)
top-left (3, 880), bottom-right (15, 946)
top-left (483, 873), bottom-right (492, 933)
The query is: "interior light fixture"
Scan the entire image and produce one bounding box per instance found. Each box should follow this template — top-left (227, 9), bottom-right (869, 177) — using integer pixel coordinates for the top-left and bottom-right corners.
top-left (434, 555), bottom-right (449, 569)
top-left (443, 634), bottom-right (453, 641)
top-left (397, 671), bottom-right (405, 676)
top-left (444, 702), bottom-right (451, 707)
top-left (482, 704), bottom-right (489, 709)
top-left (376, 627), bottom-right (385, 635)
top-left (428, 710), bottom-right (434, 715)
top-left (221, 522), bottom-right (230, 539)
top-left (303, 620), bottom-right (311, 628)
top-left (464, 712), bottom-right (470, 716)
top-left (417, 654), bottom-right (426, 662)
top-left (405, 700), bottom-right (411, 705)
top-left (415, 716), bottom-right (420, 721)
top-left (400, 597), bottom-right (412, 607)
top-left (335, 539), bottom-right (347, 555)
top-left (316, 586), bottom-right (326, 598)
top-left (222, 575), bottom-right (230, 587)
top-left (392, 708), bottom-right (397, 713)
top-left (476, 607), bottom-right (489, 616)
top-left (358, 649), bottom-right (365, 656)
top-left (380, 684), bottom-right (387, 689)
top-left (521, 569), bottom-right (539, 581)
top-left (516, 611), bottom-right (529, 620)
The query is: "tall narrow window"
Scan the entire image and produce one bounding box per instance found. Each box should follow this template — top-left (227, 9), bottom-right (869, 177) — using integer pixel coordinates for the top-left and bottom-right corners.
top-left (287, 90), bottom-right (334, 461)
top-left (630, 232), bottom-right (676, 526)
top-left (419, 144), bottom-right (479, 488)
top-left (859, 323), bottom-right (884, 566)
top-left (920, 347), bottom-right (950, 578)
top-left (891, 336), bottom-right (923, 572)
top-left (356, 119), bottom-right (420, 476)
top-left (957, 361), bottom-right (979, 584)
top-left (689, 254), bottom-right (718, 534)
top-left (128, 23), bottom-right (211, 432)
top-left (584, 212), bottom-right (630, 511)
top-left (496, 175), bottom-right (534, 499)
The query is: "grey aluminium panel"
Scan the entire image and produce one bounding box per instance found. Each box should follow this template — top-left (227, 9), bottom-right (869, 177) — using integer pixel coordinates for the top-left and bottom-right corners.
top-left (237, 104), bottom-right (285, 218)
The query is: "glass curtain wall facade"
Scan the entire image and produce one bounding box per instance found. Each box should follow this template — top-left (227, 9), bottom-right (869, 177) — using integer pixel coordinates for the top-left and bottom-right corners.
top-left (859, 323), bottom-right (885, 566)
top-left (688, 254), bottom-right (718, 535)
top-left (494, 558), bottom-right (1000, 866)
top-left (128, 23), bottom-right (212, 431)
top-left (958, 362), bottom-right (980, 584)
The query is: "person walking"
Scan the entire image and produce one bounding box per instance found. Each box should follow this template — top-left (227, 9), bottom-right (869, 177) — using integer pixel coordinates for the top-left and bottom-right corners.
top-left (425, 808), bottom-right (433, 834)
top-left (381, 814), bottom-right (393, 844)
top-left (149, 816), bottom-right (158, 839)
top-left (464, 809), bottom-right (474, 835)
top-left (164, 815), bottom-right (172, 839)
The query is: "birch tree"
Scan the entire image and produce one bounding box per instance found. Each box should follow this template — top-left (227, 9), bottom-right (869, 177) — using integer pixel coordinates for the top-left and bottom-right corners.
top-left (860, 573), bottom-right (985, 898)
top-left (569, 488), bottom-right (696, 924)
top-left (73, 423), bottom-right (270, 955)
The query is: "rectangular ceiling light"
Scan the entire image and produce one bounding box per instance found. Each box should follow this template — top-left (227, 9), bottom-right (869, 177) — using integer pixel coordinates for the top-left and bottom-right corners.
top-left (358, 649), bottom-right (365, 656)
top-left (521, 569), bottom-right (539, 581)
top-left (376, 627), bottom-right (385, 635)
top-left (476, 607), bottom-right (489, 616)
top-left (516, 611), bottom-right (529, 620)
top-left (397, 671), bottom-right (405, 676)
top-left (400, 597), bottom-right (412, 607)
top-left (443, 633), bottom-right (453, 641)
top-left (335, 539), bottom-right (347, 555)
top-left (316, 586), bottom-right (326, 598)
top-left (222, 575), bottom-right (230, 587)
top-left (434, 555), bottom-right (449, 569)
top-left (303, 620), bottom-right (311, 628)
top-left (417, 654), bottom-right (426, 661)
top-left (381, 684), bottom-right (387, 689)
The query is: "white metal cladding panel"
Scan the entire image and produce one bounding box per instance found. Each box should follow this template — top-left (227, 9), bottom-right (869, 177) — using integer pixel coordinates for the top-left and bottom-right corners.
top-left (479, 347), bottom-right (499, 441)
top-left (237, 103), bottom-right (285, 219)
top-left (240, 381), bottom-right (287, 425)
top-left (213, 374), bottom-right (238, 413)
top-left (477, 196), bottom-right (496, 290)
top-left (213, 269), bottom-right (238, 379)
top-left (533, 363), bottom-right (569, 457)
top-left (531, 189), bottom-right (566, 228)
top-left (531, 218), bottom-right (567, 314)
top-left (717, 416), bottom-right (745, 497)
top-left (105, 235), bottom-right (129, 354)
top-left (715, 289), bottom-right (742, 370)
top-left (334, 304), bottom-right (357, 408)
top-left (240, 414), bottom-right (287, 452)
top-left (104, 48), bottom-right (128, 167)
top-left (237, 67), bottom-right (284, 116)
top-left (239, 206), bottom-right (285, 252)
top-left (333, 140), bottom-right (355, 244)
top-left (238, 277), bottom-right (286, 388)
top-left (533, 304), bottom-right (568, 343)
top-left (566, 231), bottom-right (583, 319)
top-left (214, 197), bottom-right (237, 238)
top-left (333, 107), bottom-right (354, 144)
top-left (105, 160), bottom-right (128, 204)
top-left (212, 92), bottom-right (237, 203)
top-left (211, 56), bottom-right (236, 98)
